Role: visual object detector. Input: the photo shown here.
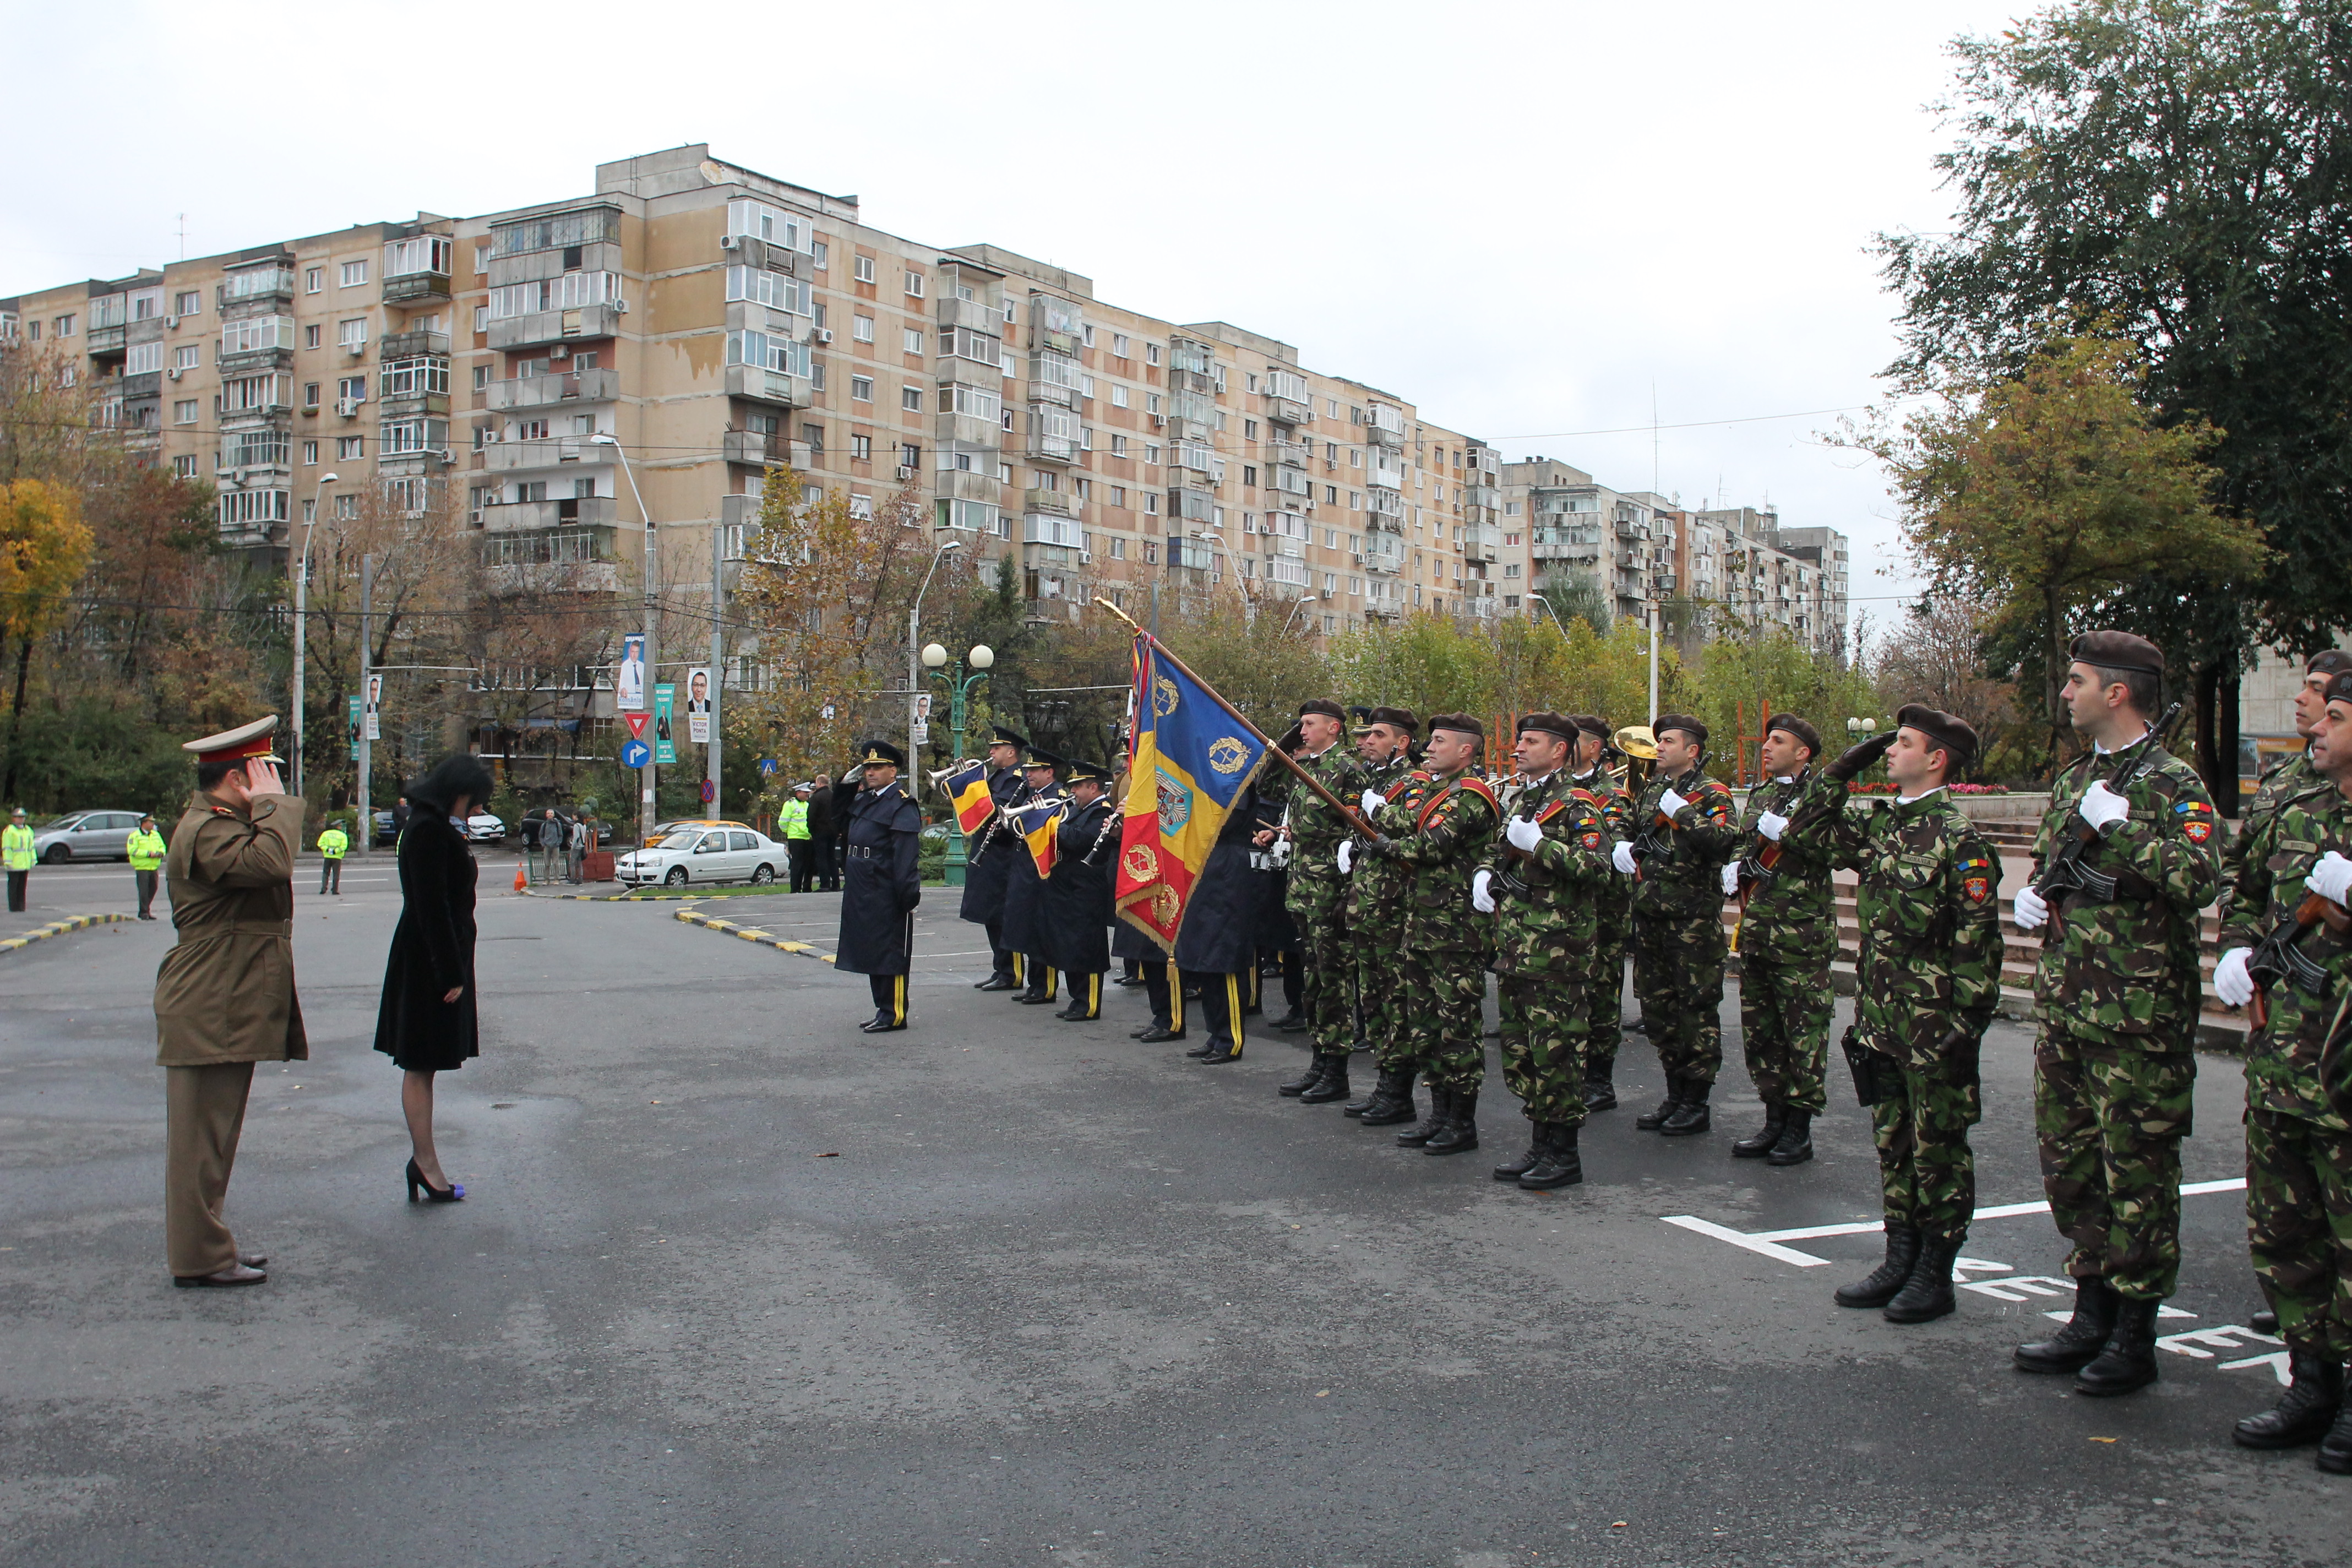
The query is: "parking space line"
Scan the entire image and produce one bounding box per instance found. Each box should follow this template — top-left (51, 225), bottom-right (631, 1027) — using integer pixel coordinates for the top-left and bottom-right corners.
top-left (1668, 1177), bottom-right (2248, 1262)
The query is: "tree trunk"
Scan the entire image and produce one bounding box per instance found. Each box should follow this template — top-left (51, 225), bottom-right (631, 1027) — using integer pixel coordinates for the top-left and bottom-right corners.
top-left (2219, 666), bottom-right (2242, 820)
top-left (2045, 584), bottom-right (2067, 779)
top-left (2192, 660), bottom-right (2222, 805)
top-left (1, 635), bottom-right (33, 805)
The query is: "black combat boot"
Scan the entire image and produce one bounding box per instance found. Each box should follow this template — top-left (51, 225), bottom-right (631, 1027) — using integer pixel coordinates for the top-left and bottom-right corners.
top-left (1583, 1059), bottom-right (1618, 1112)
top-left (1766, 1108), bottom-right (1814, 1166)
top-left (1882, 1234), bottom-right (1962, 1324)
top-left (1277, 1055), bottom-right (1327, 1097)
top-left (1424, 1089), bottom-right (1479, 1155)
top-left (1298, 1054), bottom-right (1352, 1104)
top-left (1274, 1009), bottom-right (1308, 1033)
top-left (1358, 1070), bottom-right (1419, 1125)
top-left (1732, 1100), bottom-right (1787, 1158)
top-left (2253, 1307), bottom-right (2280, 1334)
top-left (1396, 1087), bottom-right (1450, 1147)
top-left (1635, 1076), bottom-right (1684, 1131)
top-left (2319, 1401), bottom-right (2352, 1474)
top-left (2073, 1297), bottom-right (2163, 1396)
top-left (1834, 1225), bottom-right (1923, 1309)
top-left (1342, 1066), bottom-right (1391, 1117)
top-left (1493, 1122), bottom-right (1547, 1182)
top-left (2013, 1276), bottom-right (2119, 1375)
top-left (1660, 1078), bottom-right (1712, 1136)
top-left (2234, 1352), bottom-right (2344, 1449)
top-left (1520, 1123), bottom-right (1584, 1190)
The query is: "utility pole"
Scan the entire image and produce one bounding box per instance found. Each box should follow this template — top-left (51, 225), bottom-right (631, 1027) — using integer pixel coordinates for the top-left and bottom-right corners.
top-left (598, 435), bottom-right (657, 847)
top-left (708, 519), bottom-right (725, 815)
top-left (1647, 595), bottom-right (1660, 722)
top-left (356, 554), bottom-right (373, 859)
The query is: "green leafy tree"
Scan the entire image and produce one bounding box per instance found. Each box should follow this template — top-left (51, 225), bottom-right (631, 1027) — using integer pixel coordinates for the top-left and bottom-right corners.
top-left (0, 477), bottom-right (95, 800)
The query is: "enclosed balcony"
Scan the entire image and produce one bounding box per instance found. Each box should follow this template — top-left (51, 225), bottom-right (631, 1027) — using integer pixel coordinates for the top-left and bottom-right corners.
top-left (481, 496), bottom-right (618, 533)
top-left (1365, 489), bottom-right (1404, 519)
top-left (1022, 512), bottom-right (1083, 548)
top-left (1462, 522), bottom-right (1502, 562)
top-left (722, 430), bottom-right (813, 468)
top-left (723, 363), bottom-right (808, 408)
top-left (488, 368), bottom-right (620, 411)
top-left (1370, 462), bottom-right (1406, 491)
top-left (217, 265), bottom-right (296, 309)
top-left (1362, 535), bottom-right (1404, 575)
top-left (1023, 486), bottom-right (1075, 517)
top-left (485, 437), bottom-right (606, 471)
top-left (1366, 404), bottom-right (1406, 447)
top-left (488, 303), bottom-right (624, 351)
top-left (380, 329), bottom-right (451, 361)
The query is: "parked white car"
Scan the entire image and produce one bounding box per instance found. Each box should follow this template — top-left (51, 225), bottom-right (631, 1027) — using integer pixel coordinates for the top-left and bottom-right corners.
top-left (616, 826), bottom-right (786, 888)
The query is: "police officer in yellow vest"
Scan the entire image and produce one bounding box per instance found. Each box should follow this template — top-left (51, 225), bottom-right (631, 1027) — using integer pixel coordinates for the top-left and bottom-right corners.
top-left (317, 819), bottom-right (350, 895)
top-left (128, 813), bottom-right (168, 919)
top-left (5, 805), bottom-right (36, 913)
top-left (779, 782), bottom-right (814, 892)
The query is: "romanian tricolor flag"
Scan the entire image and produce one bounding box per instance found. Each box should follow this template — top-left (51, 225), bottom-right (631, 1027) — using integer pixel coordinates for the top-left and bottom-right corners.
top-left (1113, 634), bottom-right (1271, 952)
top-left (1009, 797), bottom-right (1065, 879)
top-left (938, 759), bottom-right (996, 835)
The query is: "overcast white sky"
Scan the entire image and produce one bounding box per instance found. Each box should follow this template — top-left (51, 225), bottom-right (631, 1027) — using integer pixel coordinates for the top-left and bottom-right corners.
top-left (3, 0), bottom-right (2032, 634)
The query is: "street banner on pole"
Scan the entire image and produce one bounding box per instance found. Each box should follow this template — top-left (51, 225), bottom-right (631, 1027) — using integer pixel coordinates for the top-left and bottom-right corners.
top-left (654, 683), bottom-right (677, 765)
top-left (347, 695), bottom-right (361, 760)
top-left (362, 673), bottom-right (382, 741)
top-left (686, 667), bottom-right (711, 744)
top-left (617, 634), bottom-right (647, 712)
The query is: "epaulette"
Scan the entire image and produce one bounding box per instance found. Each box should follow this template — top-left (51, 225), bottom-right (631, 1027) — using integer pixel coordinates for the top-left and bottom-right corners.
top-left (1453, 775), bottom-right (1502, 813)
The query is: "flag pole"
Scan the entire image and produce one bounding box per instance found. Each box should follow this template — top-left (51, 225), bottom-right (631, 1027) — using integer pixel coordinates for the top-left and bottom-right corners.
top-left (1092, 597), bottom-right (1376, 836)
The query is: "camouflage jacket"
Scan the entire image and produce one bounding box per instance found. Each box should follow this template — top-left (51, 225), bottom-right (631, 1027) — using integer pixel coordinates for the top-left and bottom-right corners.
top-left (1737, 769), bottom-right (1840, 963)
top-left (1570, 764), bottom-right (1637, 933)
top-left (1822, 786), bottom-right (2005, 1068)
top-left (1379, 769), bottom-right (1502, 954)
top-left (2221, 748), bottom-right (2315, 924)
top-left (1478, 771), bottom-right (1609, 977)
top-left (2218, 776), bottom-right (2352, 1131)
top-left (2031, 742), bottom-right (2221, 1047)
top-left (1346, 756), bottom-right (1428, 935)
top-left (1630, 767), bottom-right (1740, 919)
top-left (1281, 743), bottom-right (1370, 921)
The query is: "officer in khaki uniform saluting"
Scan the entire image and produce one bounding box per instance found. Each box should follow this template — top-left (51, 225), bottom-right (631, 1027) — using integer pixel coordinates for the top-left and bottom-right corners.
top-left (153, 716), bottom-right (307, 1287)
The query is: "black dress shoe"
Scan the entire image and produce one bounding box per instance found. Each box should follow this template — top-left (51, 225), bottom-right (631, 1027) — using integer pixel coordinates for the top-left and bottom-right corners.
top-left (1196, 1038), bottom-right (1242, 1064)
top-left (1273, 1011), bottom-right (1309, 1033)
top-left (1136, 1026), bottom-right (1186, 1043)
top-left (1582, 1072), bottom-right (1618, 1112)
top-left (859, 1015), bottom-right (908, 1033)
top-left (975, 973), bottom-right (1019, 991)
top-left (1015, 991), bottom-right (1060, 1005)
top-left (1183, 1037), bottom-right (1219, 1058)
top-left (1054, 1005), bottom-right (1098, 1022)
top-left (1277, 1056), bottom-right (1326, 1097)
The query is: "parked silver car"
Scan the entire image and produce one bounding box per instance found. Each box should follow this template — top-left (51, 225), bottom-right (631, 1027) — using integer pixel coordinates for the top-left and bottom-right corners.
top-left (31, 810), bottom-right (144, 863)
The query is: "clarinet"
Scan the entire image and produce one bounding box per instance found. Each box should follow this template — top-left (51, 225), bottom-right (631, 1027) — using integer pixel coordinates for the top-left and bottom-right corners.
top-left (1078, 802), bottom-right (1121, 867)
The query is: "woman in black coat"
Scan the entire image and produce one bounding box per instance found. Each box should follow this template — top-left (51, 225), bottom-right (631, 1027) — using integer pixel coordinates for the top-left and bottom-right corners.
top-left (374, 753), bottom-right (493, 1202)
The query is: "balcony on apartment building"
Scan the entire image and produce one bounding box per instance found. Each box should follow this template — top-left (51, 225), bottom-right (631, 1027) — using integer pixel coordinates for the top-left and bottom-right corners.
top-left (724, 363), bottom-right (809, 408)
top-left (485, 436), bottom-right (610, 472)
top-left (1361, 535), bottom-right (1405, 576)
top-left (488, 303), bottom-right (624, 351)
top-left (1023, 487), bottom-right (1075, 518)
top-left (1370, 460), bottom-right (1406, 492)
top-left (1165, 536), bottom-right (1216, 573)
top-left (1463, 483), bottom-right (1499, 512)
top-left (1462, 521), bottom-right (1502, 562)
top-left (487, 368), bottom-right (620, 412)
top-left (1366, 405), bottom-right (1406, 448)
top-left (1021, 512), bottom-right (1083, 549)
top-left (721, 430), bottom-right (814, 469)
top-left (1264, 391), bottom-right (1313, 428)
top-left (380, 329), bottom-right (451, 362)
top-left (216, 265), bottom-right (296, 312)
top-left (382, 237), bottom-right (455, 306)
top-left (1365, 489), bottom-right (1406, 520)
top-left (1266, 437), bottom-right (1311, 469)
top-left (484, 496), bottom-right (618, 534)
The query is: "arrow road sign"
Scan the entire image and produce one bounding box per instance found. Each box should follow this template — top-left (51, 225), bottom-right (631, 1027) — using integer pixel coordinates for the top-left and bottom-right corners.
top-left (622, 738), bottom-right (652, 769)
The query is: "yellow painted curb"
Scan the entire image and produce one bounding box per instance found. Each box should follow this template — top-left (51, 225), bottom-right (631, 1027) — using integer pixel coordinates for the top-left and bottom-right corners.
top-left (673, 907), bottom-right (836, 964)
top-left (0, 912), bottom-right (133, 954)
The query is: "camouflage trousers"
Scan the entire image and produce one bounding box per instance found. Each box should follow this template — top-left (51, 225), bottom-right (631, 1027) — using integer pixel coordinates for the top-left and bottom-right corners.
top-left (1355, 922), bottom-right (1412, 1070)
top-left (1298, 910), bottom-right (1355, 1054)
top-left (2246, 1106), bottom-right (2352, 1361)
top-left (2034, 1028), bottom-right (2197, 1299)
top-left (1498, 973), bottom-right (1588, 1126)
top-left (1873, 1054), bottom-right (1981, 1243)
top-left (1631, 911), bottom-right (1725, 1085)
top-left (1585, 918), bottom-right (1629, 1070)
top-left (1738, 949), bottom-right (1835, 1113)
top-left (1397, 946), bottom-right (1488, 1094)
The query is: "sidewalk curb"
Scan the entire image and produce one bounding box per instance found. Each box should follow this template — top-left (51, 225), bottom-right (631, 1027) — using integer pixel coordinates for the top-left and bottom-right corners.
top-left (674, 908), bottom-right (836, 964)
top-left (517, 886), bottom-right (645, 902)
top-left (0, 912), bottom-right (133, 954)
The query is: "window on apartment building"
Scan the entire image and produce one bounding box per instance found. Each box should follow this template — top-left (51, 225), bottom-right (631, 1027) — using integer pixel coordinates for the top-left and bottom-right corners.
top-left (1110, 434), bottom-right (1128, 457)
top-left (338, 318), bottom-right (367, 349)
top-left (1145, 344), bottom-right (1161, 365)
top-left (903, 328), bottom-right (923, 356)
top-left (853, 254), bottom-right (875, 284)
top-left (1109, 535), bottom-right (1126, 559)
top-left (851, 375), bottom-right (874, 402)
top-left (1243, 465), bottom-right (1257, 487)
top-left (303, 268), bottom-right (323, 293)
top-left (471, 364), bottom-right (491, 391)
top-left (55, 314), bottom-right (75, 336)
top-left (1145, 443), bottom-right (1161, 465)
top-left (302, 324), bottom-right (320, 349)
top-left (1109, 385), bottom-right (1128, 409)
top-left (1349, 492), bottom-right (1362, 510)
top-left (171, 399), bottom-right (198, 424)
top-left (808, 360), bottom-right (825, 393)
top-left (171, 345), bottom-right (200, 372)
top-left (850, 434), bottom-right (872, 462)
top-left (473, 243), bottom-right (490, 274)
top-left (1325, 486), bottom-right (1339, 505)
top-left (1350, 449), bottom-right (1363, 467)
top-left (572, 414), bottom-right (596, 435)
top-left (172, 291), bottom-right (200, 317)
top-left (1108, 485), bottom-right (1126, 508)
top-left (903, 270), bottom-right (924, 298)
top-left (901, 384), bottom-right (923, 412)
top-left (852, 314), bottom-right (875, 343)
top-left (1144, 494), bottom-right (1159, 515)
top-left (812, 241), bottom-right (827, 271)
top-left (1145, 393), bottom-right (1162, 416)
top-left (340, 260), bottom-right (368, 287)
top-left (517, 418), bottom-right (548, 442)
top-left (302, 382), bottom-right (321, 408)
top-left (171, 454), bottom-right (199, 480)
top-left (334, 493), bottom-right (360, 520)
top-left (336, 436), bottom-right (363, 460)
top-left (339, 376), bottom-right (367, 402)
top-left (800, 422), bottom-right (825, 455)
top-left (1110, 333), bottom-right (1129, 358)
top-left (301, 440), bottom-right (318, 465)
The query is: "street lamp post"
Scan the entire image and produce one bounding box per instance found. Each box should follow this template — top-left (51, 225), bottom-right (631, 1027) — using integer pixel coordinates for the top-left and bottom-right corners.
top-left (1281, 594), bottom-right (1317, 634)
top-left (921, 641), bottom-right (995, 886)
top-left (906, 537), bottom-right (965, 773)
top-left (593, 434), bottom-right (657, 847)
top-left (288, 471), bottom-right (340, 803)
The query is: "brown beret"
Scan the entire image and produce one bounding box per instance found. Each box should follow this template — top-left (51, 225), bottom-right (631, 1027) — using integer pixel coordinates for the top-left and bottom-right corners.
top-left (2070, 629), bottom-right (2164, 677)
top-left (1427, 712), bottom-right (1484, 739)
top-left (1516, 711), bottom-right (1579, 743)
top-left (1653, 712), bottom-right (1708, 746)
top-left (2324, 671), bottom-right (2352, 706)
top-left (1354, 706), bottom-right (1418, 734)
top-left (1297, 699), bottom-right (1346, 722)
top-left (2309, 650), bottom-right (2352, 677)
top-left (1765, 713), bottom-right (1822, 756)
top-left (1572, 714), bottom-right (1611, 742)
top-left (1896, 702), bottom-right (1979, 770)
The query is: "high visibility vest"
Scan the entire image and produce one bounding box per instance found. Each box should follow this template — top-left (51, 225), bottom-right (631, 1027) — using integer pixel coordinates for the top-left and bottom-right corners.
top-left (317, 827), bottom-right (350, 859)
top-left (2, 823), bottom-right (33, 872)
top-left (778, 800), bottom-right (810, 840)
top-left (127, 827), bottom-right (168, 870)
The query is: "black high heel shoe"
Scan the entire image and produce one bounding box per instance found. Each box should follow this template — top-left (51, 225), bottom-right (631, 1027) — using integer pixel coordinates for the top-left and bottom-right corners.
top-left (405, 1157), bottom-right (464, 1203)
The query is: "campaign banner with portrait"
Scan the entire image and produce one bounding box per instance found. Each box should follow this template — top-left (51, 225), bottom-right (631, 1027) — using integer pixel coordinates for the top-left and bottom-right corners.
top-left (686, 667), bottom-right (712, 745)
top-left (617, 633), bottom-right (647, 712)
top-left (654, 683), bottom-right (677, 765)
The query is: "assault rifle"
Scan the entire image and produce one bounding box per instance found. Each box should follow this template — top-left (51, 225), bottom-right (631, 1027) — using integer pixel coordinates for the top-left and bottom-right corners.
top-left (2032, 701), bottom-right (2188, 904)
top-left (1631, 765), bottom-right (1706, 865)
top-left (2247, 890), bottom-right (2352, 1031)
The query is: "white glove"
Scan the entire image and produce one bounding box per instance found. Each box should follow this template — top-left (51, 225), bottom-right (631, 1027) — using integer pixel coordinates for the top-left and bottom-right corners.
top-left (1721, 863), bottom-right (1742, 896)
top-left (1505, 815), bottom-right (1543, 852)
top-left (2078, 779), bottom-right (2130, 834)
top-left (1336, 840), bottom-right (1353, 874)
top-left (2310, 850), bottom-right (2352, 907)
top-left (1757, 810), bottom-right (1789, 842)
top-left (2012, 883), bottom-right (2049, 931)
top-left (1360, 788), bottom-right (1386, 818)
top-left (2213, 946), bottom-right (2255, 1008)
top-left (1611, 841), bottom-right (1637, 875)
top-left (1660, 787), bottom-right (1690, 819)
top-left (1471, 868), bottom-right (1496, 914)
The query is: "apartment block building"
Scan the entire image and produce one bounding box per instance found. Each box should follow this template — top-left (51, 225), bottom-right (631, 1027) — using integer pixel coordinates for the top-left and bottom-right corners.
top-left (1, 145), bottom-right (1505, 643)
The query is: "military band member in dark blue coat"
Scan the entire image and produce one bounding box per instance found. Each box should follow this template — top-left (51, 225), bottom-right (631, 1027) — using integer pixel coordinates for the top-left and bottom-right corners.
top-left (957, 727), bottom-right (1031, 992)
top-left (831, 739), bottom-right (923, 1033)
top-left (1173, 781), bottom-right (1269, 1065)
top-left (1042, 759), bottom-right (1120, 1021)
top-left (1004, 742), bottom-right (1068, 1007)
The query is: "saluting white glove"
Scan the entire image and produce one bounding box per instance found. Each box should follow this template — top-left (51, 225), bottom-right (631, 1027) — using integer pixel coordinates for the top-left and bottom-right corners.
top-left (1471, 868), bottom-right (1496, 914)
top-left (2012, 883), bottom-right (2049, 931)
top-left (1505, 815), bottom-right (1543, 852)
top-left (1659, 787), bottom-right (1691, 819)
top-left (1611, 841), bottom-right (1637, 875)
top-left (1721, 862), bottom-right (1742, 897)
top-left (1360, 787), bottom-right (1386, 818)
top-left (1757, 810), bottom-right (1789, 842)
top-left (2310, 849), bottom-right (2352, 907)
top-left (1336, 840), bottom-right (1353, 875)
top-left (2077, 779), bottom-right (2130, 835)
top-left (2213, 946), bottom-right (2256, 1008)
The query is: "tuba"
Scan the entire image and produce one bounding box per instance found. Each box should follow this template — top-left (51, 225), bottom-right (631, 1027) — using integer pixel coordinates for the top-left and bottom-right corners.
top-left (1611, 725), bottom-right (1657, 791)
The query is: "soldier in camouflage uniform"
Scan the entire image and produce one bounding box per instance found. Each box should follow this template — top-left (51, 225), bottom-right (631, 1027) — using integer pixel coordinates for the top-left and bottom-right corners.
top-left (1626, 715), bottom-right (1740, 1135)
top-left (2009, 631), bottom-right (2221, 1397)
top-left (1812, 706), bottom-right (2003, 1324)
top-left (1271, 700), bottom-right (1372, 1105)
top-left (1728, 713), bottom-right (1837, 1166)
top-left (1570, 715), bottom-right (1638, 1109)
top-left (2223, 650), bottom-right (2349, 922)
top-left (1362, 714), bottom-right (1500, 1155)
top-left (1476, 712), bottom-right (1611, 1189)
top-left (2213, 668), bottom-right (2352, 1468)
top-left (1340, 709), bottom-right (1429, 1124)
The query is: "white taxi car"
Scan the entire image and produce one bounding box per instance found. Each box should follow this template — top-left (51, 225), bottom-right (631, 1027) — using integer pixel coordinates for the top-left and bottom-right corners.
top-left (616, 824), bottom-right (788, 888)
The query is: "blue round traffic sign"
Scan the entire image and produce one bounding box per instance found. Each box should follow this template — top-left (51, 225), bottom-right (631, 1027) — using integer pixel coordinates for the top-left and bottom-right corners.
top-left (622, 739), bottom-right (651, 769)
top-left (699, 779), bottom-right (716, 803)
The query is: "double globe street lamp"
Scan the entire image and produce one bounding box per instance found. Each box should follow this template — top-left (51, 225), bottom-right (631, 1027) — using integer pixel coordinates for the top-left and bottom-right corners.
top-left (921, 640), bottom-right (995, 886)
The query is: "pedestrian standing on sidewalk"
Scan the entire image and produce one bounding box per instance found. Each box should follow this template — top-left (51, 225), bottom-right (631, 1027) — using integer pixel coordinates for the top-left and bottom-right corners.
top-left (316, 818), bottom-right (349, 895)
top-left (567, 812), bottom-right (588, 883)
top-left (4, 806), bottom-right (33, 913)
top-left (128, 813), bottom-right (167, 919)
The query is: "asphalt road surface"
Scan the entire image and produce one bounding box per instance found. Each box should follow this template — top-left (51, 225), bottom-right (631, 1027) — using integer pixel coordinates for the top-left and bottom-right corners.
top-left (3, 866), bottom-right (2348, 1567)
